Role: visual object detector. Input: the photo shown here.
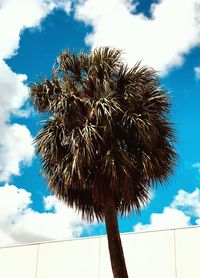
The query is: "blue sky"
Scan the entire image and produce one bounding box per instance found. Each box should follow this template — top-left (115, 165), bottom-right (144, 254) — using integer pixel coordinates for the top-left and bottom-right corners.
top-left (0, 0), bottom-right (200, 245)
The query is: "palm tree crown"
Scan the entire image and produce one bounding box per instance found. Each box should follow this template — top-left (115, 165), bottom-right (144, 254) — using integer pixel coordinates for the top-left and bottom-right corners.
top-left (30, 47), bottom-right (176, 222)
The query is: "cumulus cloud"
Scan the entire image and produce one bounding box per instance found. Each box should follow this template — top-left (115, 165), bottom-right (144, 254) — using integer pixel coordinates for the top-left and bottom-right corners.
top-left (0, 0), bottom-right (71, 182)
top-left (0, 124), bottom-right (34, 181)
top-left (134, 207), bottom-right (190, 232)
top-left (171, 188), bottom-right (200, 217)
top-left (0, 60), bottom-right (35, 181)
top-left (0, 0), bottom-right (71, 59)
top-left (74, 0), bottom-right (200, 74)
top-left (0, 184), bottom-right (89, 246)
top-left (134, 188), bottom-right (200, 232)
top-left (0, 61), bottom-right (28, 117)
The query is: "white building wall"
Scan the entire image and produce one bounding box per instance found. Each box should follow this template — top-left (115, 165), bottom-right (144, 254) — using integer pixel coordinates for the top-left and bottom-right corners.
top-left (0, 225), bottom-right (199, 278)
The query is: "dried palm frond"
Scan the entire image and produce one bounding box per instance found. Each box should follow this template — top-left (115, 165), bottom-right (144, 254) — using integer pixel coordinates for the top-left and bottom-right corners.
top-left (30, 47), bottom-right (177, 222)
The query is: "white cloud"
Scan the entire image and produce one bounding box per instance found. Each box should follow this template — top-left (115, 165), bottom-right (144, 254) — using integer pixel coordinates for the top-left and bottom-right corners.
top-left (0, 60), bottom-right (28, 127)
top-left (0, 184), bottom-right (89, 246)
top-left (171, 188), bottom-right (200, 218)
top-left (0, 60), bottom-right (34, 182)
top-left (74, 0), bottom-right (200, 74)
top-left (194, 67), bottom-right (200, 79)
top-left (133, 188), bottom-right (200, 232)
top-left (134, 207), bottom-right (190, 232)
top-left (0, 0), bottom-right (71, 59)
top-left (0, 124), bottom-right (34, 181)
top-left (192, 162), bottom-right (200, 173)
top-left (0, 0), bottom-right (71, 182)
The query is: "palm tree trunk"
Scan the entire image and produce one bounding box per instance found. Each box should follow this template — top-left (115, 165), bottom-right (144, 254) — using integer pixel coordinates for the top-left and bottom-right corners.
top-left (103, 195), bottom-right (129, 278)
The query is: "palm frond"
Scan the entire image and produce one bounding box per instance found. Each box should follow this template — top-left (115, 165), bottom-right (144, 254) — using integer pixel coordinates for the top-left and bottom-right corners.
top-left (31, 47), bottom-right (177, 221)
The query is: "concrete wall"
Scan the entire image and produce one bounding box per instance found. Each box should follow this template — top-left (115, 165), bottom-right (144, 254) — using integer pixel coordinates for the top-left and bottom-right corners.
top-left (0, 225), bottom-right (199, 278)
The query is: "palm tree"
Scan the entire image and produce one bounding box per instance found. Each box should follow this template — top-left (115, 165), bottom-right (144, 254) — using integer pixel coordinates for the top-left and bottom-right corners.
top-left (30, 47), bottom-right (177, 278)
